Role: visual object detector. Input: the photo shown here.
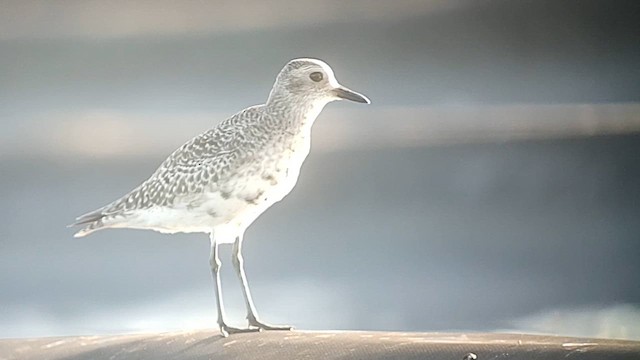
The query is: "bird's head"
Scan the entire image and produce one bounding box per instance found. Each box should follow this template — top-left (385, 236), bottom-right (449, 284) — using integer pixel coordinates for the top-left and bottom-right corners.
top-left (268, 58), bottom-right (370, 106)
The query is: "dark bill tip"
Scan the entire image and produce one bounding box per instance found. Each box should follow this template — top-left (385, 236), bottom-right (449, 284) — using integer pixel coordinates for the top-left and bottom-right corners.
top-left (333, 86), bottom-right (371, 104)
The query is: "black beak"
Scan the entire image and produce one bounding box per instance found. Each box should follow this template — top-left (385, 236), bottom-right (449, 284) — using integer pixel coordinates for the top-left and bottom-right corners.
top-left (333, 86), bottom-right (371, 104)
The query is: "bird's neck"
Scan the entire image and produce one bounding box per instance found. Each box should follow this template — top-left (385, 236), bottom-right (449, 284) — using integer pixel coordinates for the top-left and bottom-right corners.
top-left (265, 92), bottom-right (329, 132)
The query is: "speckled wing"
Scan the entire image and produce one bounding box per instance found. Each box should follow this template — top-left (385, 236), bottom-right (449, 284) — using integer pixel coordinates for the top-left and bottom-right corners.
top-left (71, 106), bottom-right (271, 236)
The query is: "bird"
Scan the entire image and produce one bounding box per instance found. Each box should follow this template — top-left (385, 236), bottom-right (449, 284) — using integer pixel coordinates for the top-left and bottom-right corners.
top-left (70, 58), bottom-right (370, 337)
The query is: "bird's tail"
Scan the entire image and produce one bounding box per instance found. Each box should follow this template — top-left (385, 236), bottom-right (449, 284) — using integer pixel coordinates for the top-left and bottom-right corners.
top-left (68, 208), bottom-right (110, 237)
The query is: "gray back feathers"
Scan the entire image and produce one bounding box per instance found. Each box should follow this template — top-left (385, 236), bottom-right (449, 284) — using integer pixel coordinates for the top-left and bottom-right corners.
top-left (72, 106), bottom-right (281, 234)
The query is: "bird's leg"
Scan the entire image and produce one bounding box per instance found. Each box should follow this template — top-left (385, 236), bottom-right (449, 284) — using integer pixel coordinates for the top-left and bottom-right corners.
top-left (232, 235), bottom-right (293, 331)
top-left (209, 234), bottom-right (259, 337)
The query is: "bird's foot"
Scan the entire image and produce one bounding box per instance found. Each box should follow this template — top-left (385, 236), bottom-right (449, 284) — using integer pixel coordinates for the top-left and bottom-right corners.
top-left (219, 323), bottom-right (260, 338)
top-left (247, 315), bottom-right (293, 331)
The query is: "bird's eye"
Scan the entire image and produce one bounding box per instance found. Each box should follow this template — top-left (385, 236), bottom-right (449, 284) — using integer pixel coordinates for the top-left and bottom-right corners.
top-left (309, 72), bottom-right (323, 82)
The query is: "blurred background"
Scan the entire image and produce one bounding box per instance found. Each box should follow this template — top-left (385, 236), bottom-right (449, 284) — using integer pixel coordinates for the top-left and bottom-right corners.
top-left (1, 0), bottom-right (639, 340)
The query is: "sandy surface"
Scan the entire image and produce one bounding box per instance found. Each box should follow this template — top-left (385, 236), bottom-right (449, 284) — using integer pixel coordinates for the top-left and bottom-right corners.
top-left (1, 330), bottom-right (639, 360)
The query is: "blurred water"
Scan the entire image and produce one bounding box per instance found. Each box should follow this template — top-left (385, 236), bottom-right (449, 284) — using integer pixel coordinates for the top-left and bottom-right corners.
top-left (1, 135), bottom-right (639, 338)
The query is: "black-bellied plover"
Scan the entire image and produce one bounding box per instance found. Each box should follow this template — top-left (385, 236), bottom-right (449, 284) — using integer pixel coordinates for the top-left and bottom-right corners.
top-left (71, 58), bottom-right (370, 337)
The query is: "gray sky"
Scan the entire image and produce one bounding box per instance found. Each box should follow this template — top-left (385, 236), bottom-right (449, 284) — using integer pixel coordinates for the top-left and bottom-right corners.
top-left (0, 0), bottom-right (466, 40)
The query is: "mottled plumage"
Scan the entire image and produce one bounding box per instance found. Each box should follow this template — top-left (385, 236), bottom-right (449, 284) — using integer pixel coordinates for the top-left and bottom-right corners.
top-left (71, 58), bottom-right (370, 336)
top-left (73, 106), bottom-right (283, 237)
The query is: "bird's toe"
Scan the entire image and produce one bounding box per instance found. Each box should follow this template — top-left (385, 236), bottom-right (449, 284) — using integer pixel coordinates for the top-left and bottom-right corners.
top-left (248, 317), bottom-right (293, 331)
top-left (219, 323), bottom-right (260, 337)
